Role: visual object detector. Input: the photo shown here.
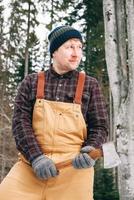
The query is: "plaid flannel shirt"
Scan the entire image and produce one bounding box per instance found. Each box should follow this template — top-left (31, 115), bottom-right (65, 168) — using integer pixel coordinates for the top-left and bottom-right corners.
top-left (12, 68), bottom-right (109, 163)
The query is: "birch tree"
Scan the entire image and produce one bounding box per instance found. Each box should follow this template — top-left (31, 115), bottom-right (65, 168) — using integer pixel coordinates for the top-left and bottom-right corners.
top-left (103, 0), bottom-right (134, 199)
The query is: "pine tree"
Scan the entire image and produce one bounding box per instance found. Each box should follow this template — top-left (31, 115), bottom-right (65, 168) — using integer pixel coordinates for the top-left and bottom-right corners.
top-left (94, 161), bottom-right (119, 200)
top-left (64, 0), bottom-right (108, 84)
top-left (7, 0), bottom-right (41, 85)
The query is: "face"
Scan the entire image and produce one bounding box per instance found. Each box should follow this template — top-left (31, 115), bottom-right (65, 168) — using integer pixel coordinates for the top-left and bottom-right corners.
top-left (52, 38), bottom-right (83, 74)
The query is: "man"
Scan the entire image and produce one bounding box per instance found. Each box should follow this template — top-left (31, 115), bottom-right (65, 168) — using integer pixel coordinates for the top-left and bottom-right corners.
top-left (0, 25), bottom-right (109, 200)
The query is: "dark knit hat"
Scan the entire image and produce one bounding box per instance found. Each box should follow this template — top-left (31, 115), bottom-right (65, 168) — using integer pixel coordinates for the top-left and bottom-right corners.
top-left (48, 25), bottom-right (83, 57)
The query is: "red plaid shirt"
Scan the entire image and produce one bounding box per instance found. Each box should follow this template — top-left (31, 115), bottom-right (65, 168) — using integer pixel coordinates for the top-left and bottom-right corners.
top-left (12, 68), bottom-right (109, 163)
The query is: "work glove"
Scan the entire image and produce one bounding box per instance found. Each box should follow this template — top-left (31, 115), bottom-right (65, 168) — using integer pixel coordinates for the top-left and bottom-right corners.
top-left (72, 146), bottom-right (96, 169)
top-left (32, 154), bottom-right (58, 180)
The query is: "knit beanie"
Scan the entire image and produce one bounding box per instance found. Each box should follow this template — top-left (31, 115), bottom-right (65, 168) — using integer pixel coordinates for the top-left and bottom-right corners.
top-left (48, 25), bottom-right (83, 57)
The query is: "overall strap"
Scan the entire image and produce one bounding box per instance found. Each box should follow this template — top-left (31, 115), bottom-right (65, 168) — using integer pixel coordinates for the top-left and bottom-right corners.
top-left (36, 71), bottom-right (86, 102)
top-left (36, 71), bottom-right (45, 99)
top-left (74, 72), bottom-right (86, 104)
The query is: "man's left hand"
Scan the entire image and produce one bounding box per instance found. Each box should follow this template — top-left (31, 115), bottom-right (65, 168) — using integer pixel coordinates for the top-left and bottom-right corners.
top-left (72, 146), bottom-right (96, 169)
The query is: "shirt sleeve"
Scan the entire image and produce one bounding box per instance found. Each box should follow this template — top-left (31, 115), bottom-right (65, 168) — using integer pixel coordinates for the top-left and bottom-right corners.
top-left (12, 74), bottom-right (43, 163)
top-left (85, 78), bottom-right (109, 149)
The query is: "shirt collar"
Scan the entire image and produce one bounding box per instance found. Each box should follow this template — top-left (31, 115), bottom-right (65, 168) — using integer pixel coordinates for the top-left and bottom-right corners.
top-left (49, 66), bottom-right (77, 79)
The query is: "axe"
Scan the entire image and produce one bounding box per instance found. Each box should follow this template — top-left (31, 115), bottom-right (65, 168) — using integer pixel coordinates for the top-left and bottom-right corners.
top-left (55, 142), bottom-right (121, 170)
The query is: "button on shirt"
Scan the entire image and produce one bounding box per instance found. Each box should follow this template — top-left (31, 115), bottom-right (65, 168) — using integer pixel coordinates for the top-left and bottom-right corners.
top-left (12, 68), bottom-right (109, 163)
top-left (55, 78), bottom-right (64, 101)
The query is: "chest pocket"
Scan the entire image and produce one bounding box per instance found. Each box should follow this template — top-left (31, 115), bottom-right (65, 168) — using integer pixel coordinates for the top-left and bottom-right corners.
top-left (56, 106), bottom-right (87, 143)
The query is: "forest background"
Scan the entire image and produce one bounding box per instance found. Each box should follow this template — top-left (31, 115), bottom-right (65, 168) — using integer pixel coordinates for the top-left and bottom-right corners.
top-left (0, 0), bottom-right (130, 199)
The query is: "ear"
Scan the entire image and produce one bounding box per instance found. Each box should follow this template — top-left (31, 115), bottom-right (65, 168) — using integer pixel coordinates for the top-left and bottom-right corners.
top-left (52, 52), bottom-right (55, 58)
top-left (52, 50), bottom-right (58, 58)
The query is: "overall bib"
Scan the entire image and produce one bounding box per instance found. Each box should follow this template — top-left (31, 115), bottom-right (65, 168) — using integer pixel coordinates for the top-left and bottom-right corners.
top-left (0, 71), bottom-right (94, 200)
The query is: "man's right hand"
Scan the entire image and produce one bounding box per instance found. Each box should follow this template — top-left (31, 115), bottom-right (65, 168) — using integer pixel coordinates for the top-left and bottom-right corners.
top-left (32, 155), bottom-right (58, 180)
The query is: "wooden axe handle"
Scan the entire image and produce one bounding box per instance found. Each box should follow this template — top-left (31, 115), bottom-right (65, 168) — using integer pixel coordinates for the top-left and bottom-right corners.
top-left (55, 149), bottom-right (103, 170)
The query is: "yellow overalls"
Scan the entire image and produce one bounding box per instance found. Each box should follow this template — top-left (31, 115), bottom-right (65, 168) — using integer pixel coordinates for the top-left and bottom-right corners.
top-left (0, 71), bottom-right (94, 200)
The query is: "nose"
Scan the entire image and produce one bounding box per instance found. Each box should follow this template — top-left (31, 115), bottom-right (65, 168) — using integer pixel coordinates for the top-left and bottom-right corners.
top-left (72, 47), bottom-right (80, 57)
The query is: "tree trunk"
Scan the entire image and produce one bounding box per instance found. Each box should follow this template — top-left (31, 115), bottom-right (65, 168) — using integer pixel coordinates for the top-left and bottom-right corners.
top-left (103, 0), bottom-right (121, 115)
top-left (103, 0), bottom-right (134, 199)
top-left (125, 0), bottom-right (134, 197)
top-left (24, 2), bottom-right (31, 77)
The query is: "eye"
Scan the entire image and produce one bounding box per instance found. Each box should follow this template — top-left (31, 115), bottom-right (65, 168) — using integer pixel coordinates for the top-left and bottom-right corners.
top-left (79, 45), bottom-right (83, 49)
top-left (65, 45), bottom-right (72, 49)
top-left (70, 45), bottom-right (74, 48)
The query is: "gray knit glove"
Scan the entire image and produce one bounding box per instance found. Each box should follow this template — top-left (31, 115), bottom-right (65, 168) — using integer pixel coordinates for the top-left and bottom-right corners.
top-left (32, 155), bottom-right (58, 180)
top-left (72, 146), bottom-right (96, 169)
